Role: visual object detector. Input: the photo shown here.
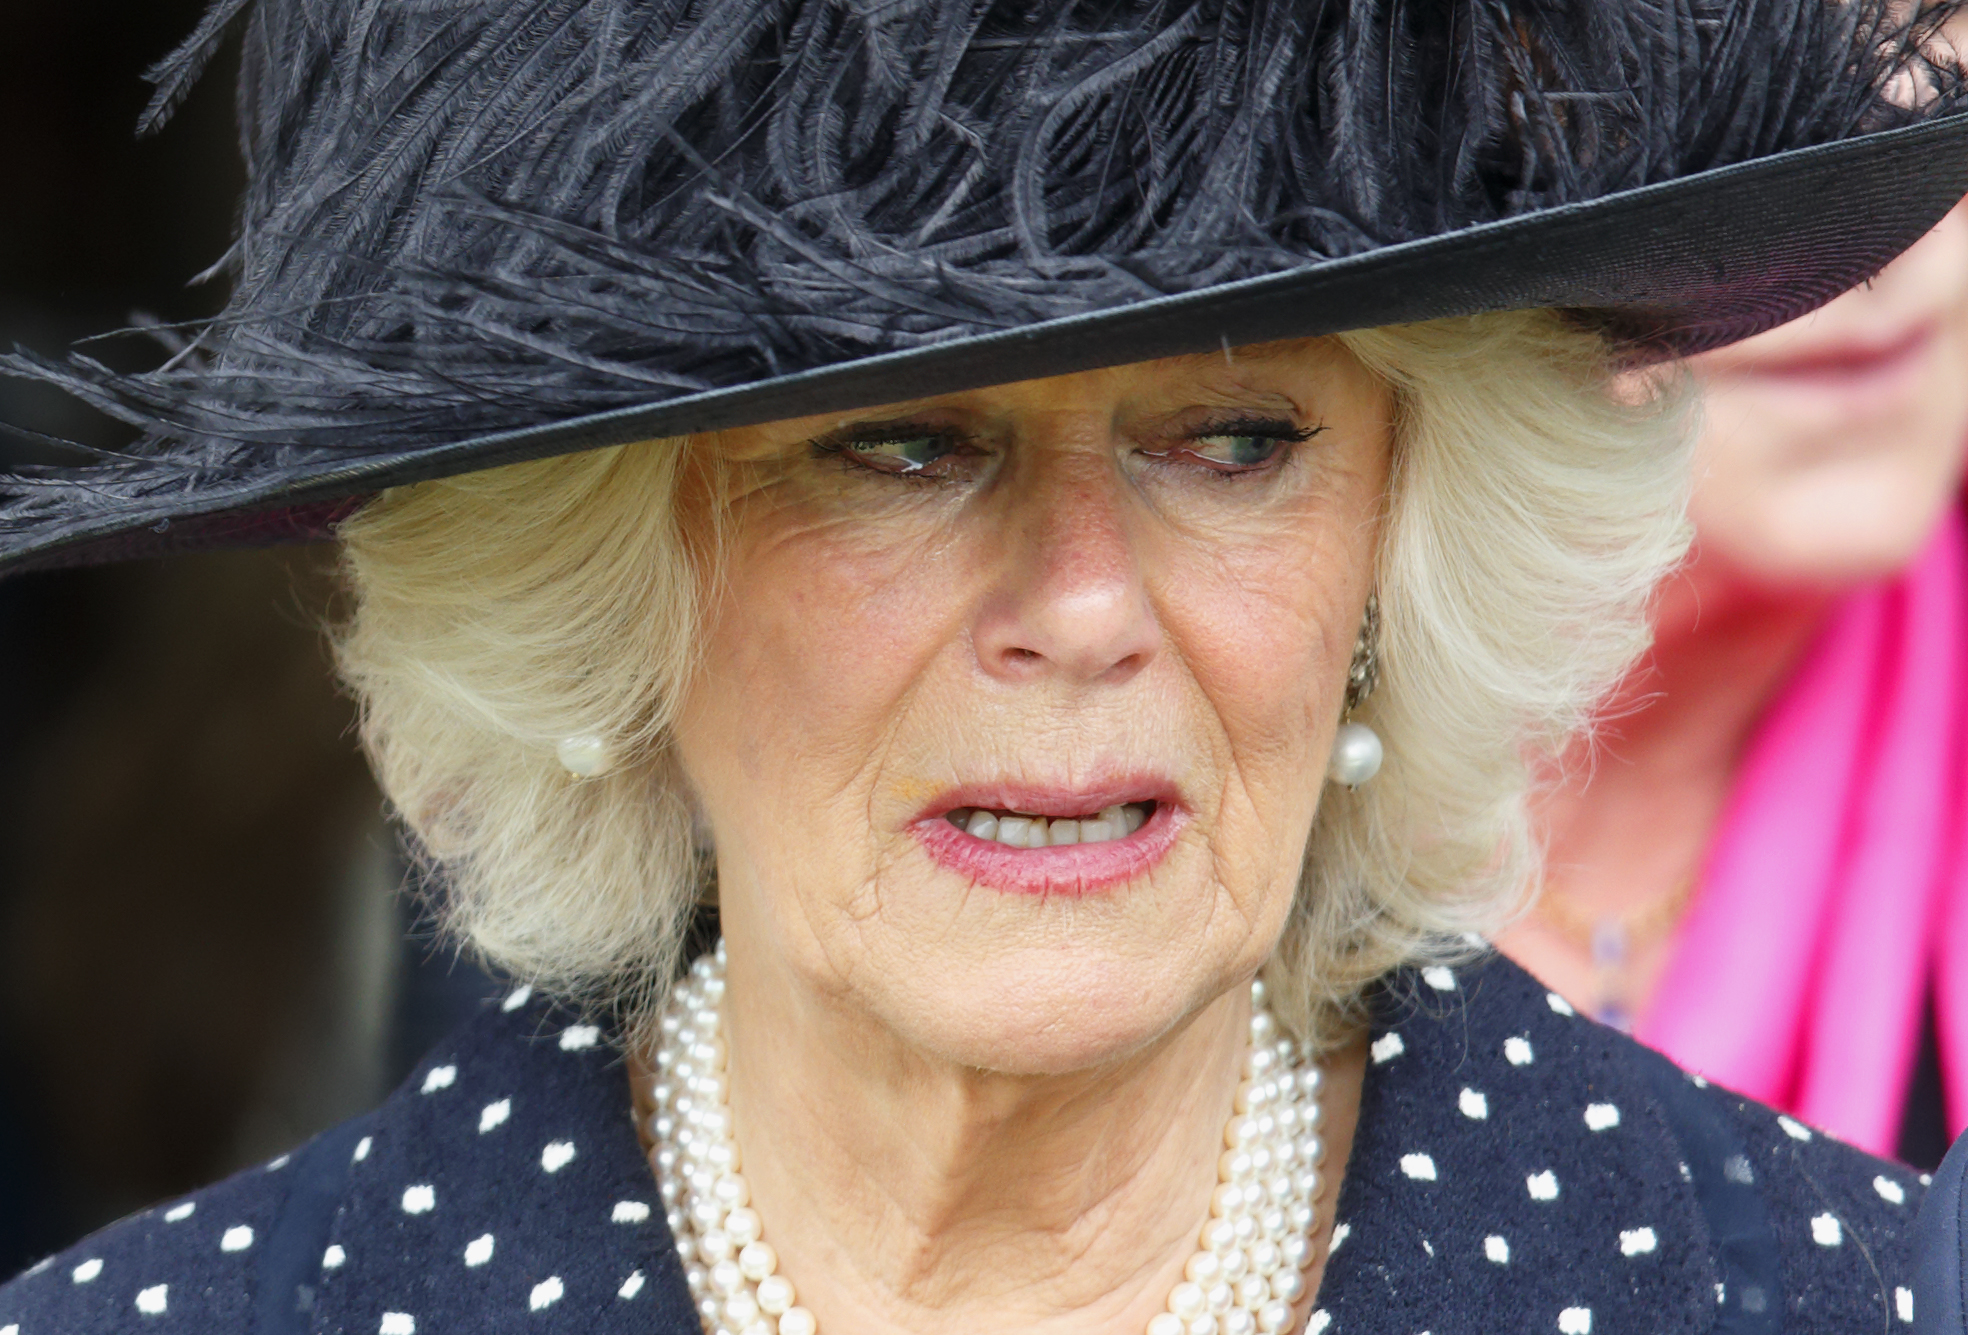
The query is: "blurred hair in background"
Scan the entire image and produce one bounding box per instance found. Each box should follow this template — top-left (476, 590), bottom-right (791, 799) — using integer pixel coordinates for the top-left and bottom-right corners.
top-left (0, 2), bottom-right (493, 1272)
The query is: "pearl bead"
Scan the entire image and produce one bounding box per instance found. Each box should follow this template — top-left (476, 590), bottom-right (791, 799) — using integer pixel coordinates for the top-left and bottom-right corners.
top-left (1218, 1249), bottom-right (1248, 1282)
top-left (1256, 1299), bottom-right (1294, 1333)
top-left (723, 1291), bottom-right (760, 1326)
top-left (1221, 1307), bottom-right (1257, 1335)
top-left (1250, 1240), bottom-right (1283, 1275)
top-left (1249, 1012), bottom-right (1276, 1045)
top-left (1187, 1317), bottom-right (1219, 1335)
top-left (737, 1241), bottom-right (777, 1283)
top-left (1211, 1184), bottom-right (1244, 1218)
top-left (1220, 1150), bottom-right (1254, 1182)
top-left (1185, 1253), bottom-right (1221, 1285)
top-left (696, 1294), bottom-right (720, 1324)
top-left (1327, 721), bottom-right (1383, 785)
top-left (1232, 1215), bottom-right (1258, 1246)
top-left (699, 1230), bottom-right (734, 1263)
top-left (740, 1321), bottom-right (773, 1335)
top-left (1150, 1317), bottom-right (1187, 1335)
top-left (1201, 1218), bottom-right (1238, 1253)
top-left (1169, 1281), bottom-right (1207, 1319)
top-left (1270, 1269), bottom-right (1305, 1304)
top-left (724, 1207), bottom-right (762, 1246)
top-left (1249, 978), bottom-right (1267, 1006)
top-left (756, 1275), bottom-right (795, 1315)
top-left (715, 1177), bottom-right (751, 1210)
top-left (1206, 1282), bottom-right (1233, 1314)
top-left (1281, 1235), bottom-right (1312, 1270)
top-left (778, 1307), bottom-right (817, 1335)
top-left (1236, 1272), bottom-right (1271, 1307)
top-left (556, 734), bottom-right (615, 777)
top-left (710, 1259), bottom-right (744, 1294)
top-left (1288, 1201), bottom-right (1315, 1232)
top-left (1260, 1209), bottom-right (1288, 1241)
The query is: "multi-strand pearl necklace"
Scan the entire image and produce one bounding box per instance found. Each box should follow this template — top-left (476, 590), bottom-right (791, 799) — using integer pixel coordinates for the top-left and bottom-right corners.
top-left (645, 942), bottom-right (1329, 1335)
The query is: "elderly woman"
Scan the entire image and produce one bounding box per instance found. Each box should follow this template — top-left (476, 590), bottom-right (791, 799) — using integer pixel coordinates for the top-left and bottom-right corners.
top-left (2, 2), bottom-right (1967, 1333)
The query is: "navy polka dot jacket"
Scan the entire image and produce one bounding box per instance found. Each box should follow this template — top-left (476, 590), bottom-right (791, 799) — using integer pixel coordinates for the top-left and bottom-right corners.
top-left (0, 955), bottom-right (1933, 1334)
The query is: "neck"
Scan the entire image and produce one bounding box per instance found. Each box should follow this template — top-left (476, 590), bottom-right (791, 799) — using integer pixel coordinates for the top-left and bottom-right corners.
top-left (635, 944), bottom-right (1365, 1335)
top-left (1504, 546), bottom-right (1834, 1012)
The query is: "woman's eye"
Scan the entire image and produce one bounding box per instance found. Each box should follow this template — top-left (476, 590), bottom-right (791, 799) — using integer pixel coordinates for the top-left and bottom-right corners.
top-left (822, 433), bottom-right (972, 477)
top-left (1188, 433), bottom-right (1291, 469)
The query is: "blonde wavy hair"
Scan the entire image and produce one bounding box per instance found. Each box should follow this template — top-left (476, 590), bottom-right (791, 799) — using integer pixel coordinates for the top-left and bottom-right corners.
top-left (334, 310), bottom-right (1693, 1045)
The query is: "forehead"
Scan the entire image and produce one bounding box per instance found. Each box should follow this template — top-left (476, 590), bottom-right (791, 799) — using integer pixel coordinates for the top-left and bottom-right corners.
top-left (711, 336), bottom-right (1372, 454)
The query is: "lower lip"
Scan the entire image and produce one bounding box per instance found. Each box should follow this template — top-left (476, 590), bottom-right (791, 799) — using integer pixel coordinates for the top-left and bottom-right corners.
top-left (912, 803), bottom-right (1187, 896)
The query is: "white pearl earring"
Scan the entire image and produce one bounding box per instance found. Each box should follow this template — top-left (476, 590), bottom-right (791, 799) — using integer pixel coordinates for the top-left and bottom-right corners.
top-left (1329, 593), bottom-right (1383, 787)
top-left (1328, 721), bottom-right (1384, 786)
top-left (556, 734), bottom-right (616, 778)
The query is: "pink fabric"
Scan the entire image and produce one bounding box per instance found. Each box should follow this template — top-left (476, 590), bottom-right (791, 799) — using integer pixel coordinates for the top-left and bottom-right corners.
top-left (1640, 507), bottom-right (1968, 1156)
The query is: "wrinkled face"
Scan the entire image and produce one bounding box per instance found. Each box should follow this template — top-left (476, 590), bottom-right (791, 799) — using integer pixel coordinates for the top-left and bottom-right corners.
top-left (672, 339), bottom-right (1392, 1074)
top-left (1687, 205), bottom-right (1968, 587)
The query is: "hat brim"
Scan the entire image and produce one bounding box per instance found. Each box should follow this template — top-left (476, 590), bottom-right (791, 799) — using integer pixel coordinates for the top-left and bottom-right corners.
top-left (8, 111), bottom-right (1968, 576)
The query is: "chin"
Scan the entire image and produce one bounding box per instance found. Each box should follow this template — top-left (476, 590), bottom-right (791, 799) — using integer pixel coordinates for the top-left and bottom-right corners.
top-left (872, 939), bottom-right (1236, 1077)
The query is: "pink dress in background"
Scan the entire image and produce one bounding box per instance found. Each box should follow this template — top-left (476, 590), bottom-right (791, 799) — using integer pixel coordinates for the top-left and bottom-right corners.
top-left (1641, 505), bottom-right (1968, 1156)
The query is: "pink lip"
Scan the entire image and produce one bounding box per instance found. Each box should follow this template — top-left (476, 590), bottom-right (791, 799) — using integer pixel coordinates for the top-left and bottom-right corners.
top-left (1734, 320), bottom-right (1939, 398)
top-left (911, 778), bottom-right (1187, 897)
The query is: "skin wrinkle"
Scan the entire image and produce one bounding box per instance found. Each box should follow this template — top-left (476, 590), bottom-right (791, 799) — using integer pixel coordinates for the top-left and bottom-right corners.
top-left (666, 337), bottom-right (1383, 1333)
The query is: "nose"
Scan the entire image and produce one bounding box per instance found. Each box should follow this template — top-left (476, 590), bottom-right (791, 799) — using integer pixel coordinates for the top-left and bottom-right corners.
top-left (971, 450), bottom-right (1161, 687)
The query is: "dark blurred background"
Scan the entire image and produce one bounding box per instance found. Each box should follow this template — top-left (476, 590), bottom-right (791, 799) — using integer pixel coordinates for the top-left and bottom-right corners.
top-left (0, 1), bottom-right (493, 1273)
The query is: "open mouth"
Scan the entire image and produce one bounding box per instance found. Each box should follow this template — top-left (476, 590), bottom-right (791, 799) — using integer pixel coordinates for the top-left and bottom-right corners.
top-left (942, 801), bottom-right (1155, 848)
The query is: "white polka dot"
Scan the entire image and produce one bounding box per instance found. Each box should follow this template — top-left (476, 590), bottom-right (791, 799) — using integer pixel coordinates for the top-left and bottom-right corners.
top-left (559, 1025), bottom-right (599, 1051)
top-left (1422, 1238), bottom-right (1435, 1256)
top-left (1897, 1286), bottom-right (1914, 1322)
top-left (612, 1201), bottom-right (651, 1223)
top-left (1458, 1088), bottom-right (1488, 1119)
top-left (267, 1155), bottom-right (290, 1170)
top-left (1810, 1213), bottom-right (1842, 1247)
top-left (502, 985), bottom-right (533, 1012)
top-left (1874, 1175), bottom-right (1907, 1205)
top-left (1723, 1155), bottom-right (1754, 1185)
top-left (619, 1270), bottom-right (646, 1299)
top-left (464, 1234), bottom-right (495, 1267)
top-left (1421, 966), bottom-right (1456, 991)
top-left (221, 1225), bottom-right (254, 1252)
top-left (1527, 1170), bottom-right (1559, 1201)
top-left (1922, 1173), bottom-right (1934, 1186)
top-left (480, 1099), bottom-right (511, 1133)
top-left (1584, 1103), bottom-right (1620, 1132)
top-left (1777, 1115), bottom-right (1813, 1141)
top-left (353, 1136), bottom-right (373, 1162)
top-left (1619, 1227), bottom-right (1656, 1256)
top-left (541, 1140), bottom-right (577, 1173)
top-left (1678, 1162), bottom-right (1692, 1182)
top-left (1400, 1153), bottom-right (1438, 1181)
top-left (71, 1258), bottom-right (103, 1284)
top-left (1714, 1283), bottom-right (1726, 1305)
top-left (1484, 1235), bottom-right (1509, 1264)
top-left (3, 1322), bottom-right (18, 1334)
top-left (323, 1245), bottom-right (346, 1269)
top-left (379, 1314), bottom-right (416, 1335)
top-left (1504, 1036), bottom-right (1534, 1066)
top-left (1309, 1313), bottom-right (1332, 1334)
top-left (1546, 992), bottom-right (1576, 1017)
top-left (1328, 1223), bottom-right (1350, 1254)
top-left (402, 1184), bottom-right (437, 1214)
top-left (530, 1277), bottom-right (565, 1311)
top-left (1558, 1306), bottom-right (1591, 1334)
top-left (421, 1065), bottom-right (457, 1094)
top-left (1690, 1074), bottom-right (1708, 1088)
top-left (1371, 1032), bottom-right (1405, 1063)
top-left (136, 1284), bottom-right (168, 1315)
top-left (163, 1202), bottom-right (195, 1223)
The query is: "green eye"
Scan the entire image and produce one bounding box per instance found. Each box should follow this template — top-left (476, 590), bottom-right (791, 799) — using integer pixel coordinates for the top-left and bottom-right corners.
top-left (1190, 434), bottom-right (1289, 468)
top-left (844, 436), bottom-right (950, 474)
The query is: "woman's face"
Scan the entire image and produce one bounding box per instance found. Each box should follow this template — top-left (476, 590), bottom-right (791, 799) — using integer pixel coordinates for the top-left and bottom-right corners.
top-left (1686, 204), bottom-right (1968, 588)
top-left (673, 339), bottom-right (1391, 1075)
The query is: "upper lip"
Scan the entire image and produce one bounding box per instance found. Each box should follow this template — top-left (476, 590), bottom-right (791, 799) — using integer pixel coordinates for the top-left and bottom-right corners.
top-left (917, 776), bottom-right (1180, 823)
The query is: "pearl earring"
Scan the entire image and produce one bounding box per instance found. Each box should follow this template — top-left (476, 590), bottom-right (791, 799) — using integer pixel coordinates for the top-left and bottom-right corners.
top-left (556, 734), bottom-right (616, 778)
top-left (1329, 595), bottom-right (1383, 787)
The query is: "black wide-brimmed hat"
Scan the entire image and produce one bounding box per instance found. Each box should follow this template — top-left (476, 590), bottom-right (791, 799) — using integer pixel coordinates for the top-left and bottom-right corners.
top-left (4, 0), bottom-right (1968, 574)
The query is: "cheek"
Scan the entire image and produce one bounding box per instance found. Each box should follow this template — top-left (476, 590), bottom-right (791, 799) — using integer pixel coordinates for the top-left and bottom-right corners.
top-left (680, 507), bottom-right (966, 825)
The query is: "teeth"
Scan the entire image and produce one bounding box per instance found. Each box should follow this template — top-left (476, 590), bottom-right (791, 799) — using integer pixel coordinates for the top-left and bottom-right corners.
top-left (948, 802), bottom-right (1154, 848)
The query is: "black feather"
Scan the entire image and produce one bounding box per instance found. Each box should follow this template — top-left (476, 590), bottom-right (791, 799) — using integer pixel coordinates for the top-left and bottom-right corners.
top-left (4, 0), bottom-right (1964, 530)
